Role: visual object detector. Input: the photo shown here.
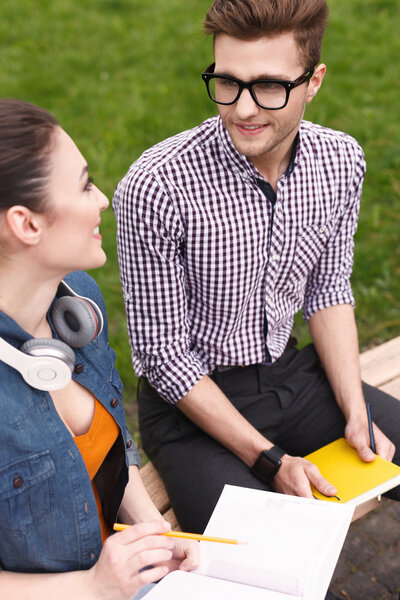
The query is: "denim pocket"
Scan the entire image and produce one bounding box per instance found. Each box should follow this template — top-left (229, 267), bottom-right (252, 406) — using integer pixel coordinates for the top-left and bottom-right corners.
top-left (0, 450), bottom-right (55, 531)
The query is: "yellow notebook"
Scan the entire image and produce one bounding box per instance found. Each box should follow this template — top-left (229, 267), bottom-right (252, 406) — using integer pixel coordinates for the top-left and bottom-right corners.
top-left (305, 437), bottom-right (400, 505)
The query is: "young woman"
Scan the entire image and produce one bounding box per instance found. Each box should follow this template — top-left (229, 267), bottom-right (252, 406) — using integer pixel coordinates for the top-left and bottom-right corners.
top-left (0, 99), bottom-right (198, 599)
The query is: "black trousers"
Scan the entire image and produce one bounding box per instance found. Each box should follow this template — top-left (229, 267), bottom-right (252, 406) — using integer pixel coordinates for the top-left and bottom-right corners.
top-left (138, 344), bottom-right (400, 534)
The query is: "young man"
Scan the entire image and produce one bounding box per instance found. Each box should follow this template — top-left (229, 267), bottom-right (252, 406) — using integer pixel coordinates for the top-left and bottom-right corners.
top-left (114, 0), bottom-right (400, 536)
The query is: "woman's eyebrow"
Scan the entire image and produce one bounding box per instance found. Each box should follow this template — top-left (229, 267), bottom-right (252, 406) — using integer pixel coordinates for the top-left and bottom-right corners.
top-left (80, 165), bottom-right (89, 180)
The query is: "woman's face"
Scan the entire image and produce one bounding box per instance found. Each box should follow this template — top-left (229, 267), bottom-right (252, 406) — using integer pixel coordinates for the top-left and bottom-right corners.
top-left (39, 127), bottom-right (109, 274)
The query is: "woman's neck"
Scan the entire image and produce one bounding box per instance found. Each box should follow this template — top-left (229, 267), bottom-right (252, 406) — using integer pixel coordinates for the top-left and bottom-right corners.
top-left (0, 263), bottom-right (61, 338)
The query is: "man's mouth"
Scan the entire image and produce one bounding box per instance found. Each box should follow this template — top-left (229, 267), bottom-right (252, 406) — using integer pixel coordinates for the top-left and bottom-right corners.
top-left (235, 123), bottom-right (268, 136)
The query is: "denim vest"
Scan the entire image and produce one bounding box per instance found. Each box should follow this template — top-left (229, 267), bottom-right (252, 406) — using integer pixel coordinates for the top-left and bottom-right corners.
top-left (0, 271), bottom-right (140, 573)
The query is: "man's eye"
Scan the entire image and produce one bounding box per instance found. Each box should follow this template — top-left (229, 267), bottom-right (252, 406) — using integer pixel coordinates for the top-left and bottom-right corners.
top-left (257, 82), bottom-right (282, 91)
top-left (219, 78), bottom-right (237, 88)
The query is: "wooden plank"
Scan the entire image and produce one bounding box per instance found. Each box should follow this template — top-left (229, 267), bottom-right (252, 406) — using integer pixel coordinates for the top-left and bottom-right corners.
top-left (352, 497), bottom-right (381, 521)
top-left (163, 507), bottom-right (180, 531)
top-left (140, 461), bottom-right (171, 515)
top-left (360, 336), bottom-right (400, 387)
top-left (380, 375), bottom-right (400, 400)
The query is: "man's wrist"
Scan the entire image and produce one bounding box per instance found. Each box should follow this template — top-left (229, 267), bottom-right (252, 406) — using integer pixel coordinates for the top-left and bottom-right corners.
top-left (251, 446), bottom-right (286, 483)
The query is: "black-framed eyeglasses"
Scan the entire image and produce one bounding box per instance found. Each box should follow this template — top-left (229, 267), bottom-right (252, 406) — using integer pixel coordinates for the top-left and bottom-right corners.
top-left (201, 63), bottom-right (315, 110)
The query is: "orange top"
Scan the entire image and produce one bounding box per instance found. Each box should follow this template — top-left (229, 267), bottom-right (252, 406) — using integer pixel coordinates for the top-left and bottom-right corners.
top-left (74, 399), bottom-right (119, 543)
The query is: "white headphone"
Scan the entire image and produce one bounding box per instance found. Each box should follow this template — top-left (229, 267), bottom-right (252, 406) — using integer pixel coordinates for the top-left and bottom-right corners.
top-left (0, 280), bottom-right (104, 391)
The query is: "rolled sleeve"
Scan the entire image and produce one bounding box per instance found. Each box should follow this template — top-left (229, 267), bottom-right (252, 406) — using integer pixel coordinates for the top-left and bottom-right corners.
top-left (303, 143), bottom-right (366, 321)
top-left (114, 167), bottom-right (207, 404)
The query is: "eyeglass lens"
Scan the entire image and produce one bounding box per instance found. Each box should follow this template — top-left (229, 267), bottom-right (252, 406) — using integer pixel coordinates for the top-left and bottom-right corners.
top-left (208, 77), bottom-right (287, 109)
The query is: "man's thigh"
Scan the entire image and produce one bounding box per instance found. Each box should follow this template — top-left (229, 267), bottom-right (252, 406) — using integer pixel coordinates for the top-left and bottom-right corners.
top-left (155, 433), bottom-right (272, 534)
top-left (216, 345), bottom-right (347, 457)
top-left (362, 382), bottom-right (400, 462)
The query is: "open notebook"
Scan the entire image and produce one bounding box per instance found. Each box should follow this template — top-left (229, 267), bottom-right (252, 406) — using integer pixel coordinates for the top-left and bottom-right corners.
top-left (146, 484), bottom-right (354, 600)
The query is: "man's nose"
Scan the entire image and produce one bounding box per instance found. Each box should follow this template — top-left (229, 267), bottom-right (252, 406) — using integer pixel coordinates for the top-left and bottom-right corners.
top-left (235, 88), bottom-right (260, 120)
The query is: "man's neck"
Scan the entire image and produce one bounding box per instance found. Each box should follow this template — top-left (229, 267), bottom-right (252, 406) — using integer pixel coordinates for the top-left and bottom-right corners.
top-left (249, 131), bottom-right (298, 192)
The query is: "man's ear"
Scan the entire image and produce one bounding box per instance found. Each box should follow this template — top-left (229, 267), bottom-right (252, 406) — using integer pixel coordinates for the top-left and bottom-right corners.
top-left (5, 205), bottom-right (43, 246)
top-left (305, 63), bottom-right (326, 104)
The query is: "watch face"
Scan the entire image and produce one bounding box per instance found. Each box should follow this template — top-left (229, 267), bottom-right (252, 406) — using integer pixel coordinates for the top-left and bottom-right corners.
top-left (252, 449), bottom-right (282, 483)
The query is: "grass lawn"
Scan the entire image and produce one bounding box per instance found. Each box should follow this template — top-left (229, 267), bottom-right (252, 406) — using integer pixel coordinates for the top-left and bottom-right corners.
top-left (1, 0), bottom-right (399, 437)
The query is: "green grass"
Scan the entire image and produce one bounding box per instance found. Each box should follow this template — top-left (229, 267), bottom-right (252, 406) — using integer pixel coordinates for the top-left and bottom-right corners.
top-left (1, 0), bottom-right (399, 435)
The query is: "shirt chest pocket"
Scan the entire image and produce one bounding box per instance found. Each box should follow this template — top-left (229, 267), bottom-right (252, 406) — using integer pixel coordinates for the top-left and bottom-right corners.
top-left (287, 220), bottom-right (335, 284)
top-left (0, 451), bottom-right (55, 532)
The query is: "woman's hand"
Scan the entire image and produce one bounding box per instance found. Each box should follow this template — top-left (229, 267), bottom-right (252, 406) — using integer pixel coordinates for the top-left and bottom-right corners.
top-left (162, 537), bottom-right (200, 573)
top-left (88, 520), bottom-right (174, 600)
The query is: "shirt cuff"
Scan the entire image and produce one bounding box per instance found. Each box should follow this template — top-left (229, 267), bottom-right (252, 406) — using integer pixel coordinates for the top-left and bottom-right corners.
top-left (145, 352), bottom-right (207, 404)
top-left (303, 288), bottom-right (355, 322)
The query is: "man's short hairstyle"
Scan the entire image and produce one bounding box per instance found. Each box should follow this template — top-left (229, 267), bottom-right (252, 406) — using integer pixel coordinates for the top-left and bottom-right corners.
top-left (204, 0), bottom-right (329, 68)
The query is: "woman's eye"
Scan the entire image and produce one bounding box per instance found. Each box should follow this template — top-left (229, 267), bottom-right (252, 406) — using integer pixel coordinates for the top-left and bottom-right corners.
top-left (84, 176), bottom-right (94, 191)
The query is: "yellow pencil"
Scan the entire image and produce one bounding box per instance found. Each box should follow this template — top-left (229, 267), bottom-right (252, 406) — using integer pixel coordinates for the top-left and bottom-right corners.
top-left (113, 523), bottom-right (245, 544)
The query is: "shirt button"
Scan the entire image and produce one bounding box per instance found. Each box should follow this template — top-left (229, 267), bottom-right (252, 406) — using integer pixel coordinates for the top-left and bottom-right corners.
top-left (74, 364), bottom-right (84, 374)
top-left (111, 398), bottom-right (119, 408)
top-left (266, 296), bottom-right (273, 306)
top-left (272, 253), bottom-right (279, 262)
top-left (126, 440), bottom-right (132, 449)
top-left (319, 226), bottom-right (326, 234)
top-left (124, 292), bottom-right (131, 301)
top-left (13, 476), bottom-right (23, 489)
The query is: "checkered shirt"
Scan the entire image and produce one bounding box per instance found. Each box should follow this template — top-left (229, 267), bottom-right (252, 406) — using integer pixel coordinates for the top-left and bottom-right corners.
top-left (113, 116), bottom-right (366, 404)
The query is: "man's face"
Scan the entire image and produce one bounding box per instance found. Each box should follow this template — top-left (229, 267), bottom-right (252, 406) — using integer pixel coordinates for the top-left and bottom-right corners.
top-left (213, 33), bottom-right (324, 169)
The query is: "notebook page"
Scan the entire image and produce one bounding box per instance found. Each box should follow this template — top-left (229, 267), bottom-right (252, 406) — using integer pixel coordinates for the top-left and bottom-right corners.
top-left (144, 570), bottom-right (306, 600)
top-left (198, 485), bottom-right (353, 600)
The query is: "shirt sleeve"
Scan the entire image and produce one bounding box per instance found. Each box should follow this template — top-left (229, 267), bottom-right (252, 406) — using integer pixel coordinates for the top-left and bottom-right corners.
top-left (113, 167), bottom-right (206, 404)
top-left (302, 141), bottom-right (366, 321)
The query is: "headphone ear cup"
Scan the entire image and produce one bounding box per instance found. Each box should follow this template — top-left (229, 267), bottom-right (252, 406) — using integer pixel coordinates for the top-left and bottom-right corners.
top-left (81, 296), bottom-right (103, 334)
top-left (20, 338), bottom-right (75, 390)
top-left (52, 296), bottom-right (100, 348)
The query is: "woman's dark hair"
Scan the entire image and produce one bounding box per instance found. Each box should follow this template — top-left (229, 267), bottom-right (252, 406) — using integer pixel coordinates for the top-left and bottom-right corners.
top-left (0, 99), bottom-right (59, 213)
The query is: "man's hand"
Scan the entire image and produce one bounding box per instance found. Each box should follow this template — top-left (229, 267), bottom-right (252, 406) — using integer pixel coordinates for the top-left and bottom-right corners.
top-left (272, 454), bottom-right (338, 499)
top-left (345, 418), bottom-right (395, 462)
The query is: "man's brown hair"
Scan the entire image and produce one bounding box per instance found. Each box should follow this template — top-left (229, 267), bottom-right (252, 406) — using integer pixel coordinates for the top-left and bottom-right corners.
top-left (204, 0), bottom-right (329, 68)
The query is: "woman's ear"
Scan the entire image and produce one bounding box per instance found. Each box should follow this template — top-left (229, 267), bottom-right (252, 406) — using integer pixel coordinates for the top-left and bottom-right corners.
top-left (5, 205), bottom-right (43, 246)
top-left (305, 63), bottom-right (326, 104)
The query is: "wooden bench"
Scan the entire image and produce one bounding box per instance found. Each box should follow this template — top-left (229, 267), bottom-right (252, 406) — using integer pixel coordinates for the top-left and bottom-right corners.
top-left (140, 336), bottom-right (400, 526)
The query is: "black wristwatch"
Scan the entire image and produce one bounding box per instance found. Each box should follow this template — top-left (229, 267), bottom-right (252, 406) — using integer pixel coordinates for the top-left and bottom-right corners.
top-left (251, 446), bottom-right (286, 483)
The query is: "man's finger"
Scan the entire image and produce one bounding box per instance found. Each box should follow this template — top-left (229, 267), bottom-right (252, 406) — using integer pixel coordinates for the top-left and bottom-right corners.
top-left (306, 463), bottom-right (337, 497)
top-left (357, 444), bottom-right (376, 462)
